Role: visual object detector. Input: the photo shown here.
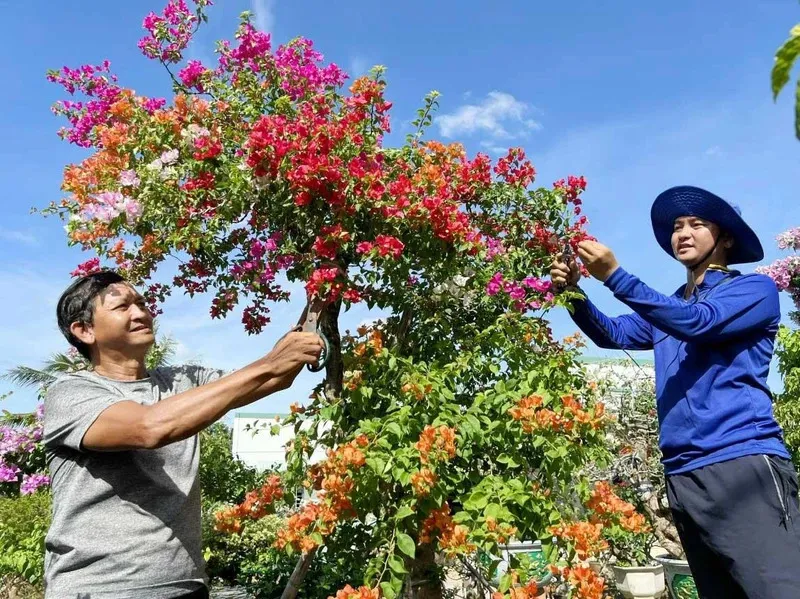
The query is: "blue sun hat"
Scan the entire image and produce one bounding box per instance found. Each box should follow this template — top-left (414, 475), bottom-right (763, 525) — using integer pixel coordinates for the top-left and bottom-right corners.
top-left (650, 185), bottom-right (764, 265)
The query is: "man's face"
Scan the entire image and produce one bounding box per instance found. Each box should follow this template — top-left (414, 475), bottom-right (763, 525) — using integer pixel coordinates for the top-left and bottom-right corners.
top-left (79, 283), bottom-right (155, 358)
top-left (671, 216), bottom-right (725, 266)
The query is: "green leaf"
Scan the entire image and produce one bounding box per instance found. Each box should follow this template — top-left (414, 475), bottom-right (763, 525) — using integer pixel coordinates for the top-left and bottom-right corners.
top-left (499, 572), bottom-right (513, 593)
top-left (772, 34), bottom-right (800, 100)
top-left (366, 456), bottom-right (386, 475)
top-left (795, 79), bottom-right (800, 141)
top-left (485, 503), bottom-right (502, 518)
top-left (497, 453), bottom-right (520, 468)
top-left (388, 554), bottom-right (408, 575)
top-left (380, 582), bottom-right (397, 599)
top-left (395, 505), bottom-right (415, 521)
top-left (465, 491), bottom-right (489, 510)
top-left (386, 422), bottom-right (403, 438)
top-left (396, 532), bottom-right (416, 558)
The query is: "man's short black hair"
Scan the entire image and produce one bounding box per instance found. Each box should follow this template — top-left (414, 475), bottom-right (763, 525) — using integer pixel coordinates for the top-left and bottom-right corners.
top-left (57, 270), bottom-right (127, 360)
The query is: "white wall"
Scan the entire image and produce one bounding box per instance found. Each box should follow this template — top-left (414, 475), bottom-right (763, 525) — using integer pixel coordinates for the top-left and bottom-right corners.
top-left (231, 412), bottom-right (328, 471)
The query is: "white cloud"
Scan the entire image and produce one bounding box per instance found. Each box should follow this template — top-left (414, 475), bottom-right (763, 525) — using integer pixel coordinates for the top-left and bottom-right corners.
top-left (704, 145), bottom-right (722, 157)
top-left (0, 227), bottom-right (38, 246)
top-left (436, 91), bottom-right (541, 140)
top-left (251, 0), bottom-right (275, 34)
top-left (479, 141), bottom-right (512, 156)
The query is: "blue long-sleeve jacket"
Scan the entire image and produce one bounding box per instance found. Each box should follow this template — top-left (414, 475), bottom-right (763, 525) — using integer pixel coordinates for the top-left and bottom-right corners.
top-left (570, 267), bottom-right (789, 474)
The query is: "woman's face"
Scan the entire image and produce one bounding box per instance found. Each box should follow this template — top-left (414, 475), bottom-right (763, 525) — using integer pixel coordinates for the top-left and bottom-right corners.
top-left (671, 216), bottom-right (726, 266)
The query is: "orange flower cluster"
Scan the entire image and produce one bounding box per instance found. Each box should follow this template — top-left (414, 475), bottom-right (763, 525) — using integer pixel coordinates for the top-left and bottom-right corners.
top-left (277, 436), bottom-right (370, 553)
top-left (561, 565), bottom-right (605, 599)
top-left (410, 468), bottom-right (438, 497)
top-left (274, 500), bottom-right (338, 553)
top-left (62, 149), bottom-right (129, 205)
top-left (344, 369), bottom-right (363, 391)
top-left (289, 402), bottom-right (306, 414)
top-left (415, 425), bottom-right (457, 464)
top-left (353, 329), bottom-right (384, 358)
top-left (419, 503), bottom-right (475, 556)
top-left (400, 380), bottom-right (432, 401)
top-left (485, 516), bottom-right (518, 545)
top-left (491, 572), bottom-right (539, 599)
top-left (587, 481), bottom-right (650, 534)
top-left (214, 474), bottom-right (284, 533)
top-left (562, 332), bottom-right (587, 349)
top-left (328, 585), bottom-right (380, 599)
top-left (509, 394), bottom-right (605, 434)
top-left (548, 521), bottom-right (608, 560)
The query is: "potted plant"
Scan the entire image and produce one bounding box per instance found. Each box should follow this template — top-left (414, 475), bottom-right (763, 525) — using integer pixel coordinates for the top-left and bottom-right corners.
top-left (654, 555), bottom-right (698, 599)
top-left (587, 481), bottom-right (666, 599)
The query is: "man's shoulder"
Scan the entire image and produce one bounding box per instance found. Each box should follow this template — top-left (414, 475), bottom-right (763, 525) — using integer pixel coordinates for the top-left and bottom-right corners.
top-left (45, 370), bottom-right (108, 399)
top-left (151, 364), bottom-right (226, 390)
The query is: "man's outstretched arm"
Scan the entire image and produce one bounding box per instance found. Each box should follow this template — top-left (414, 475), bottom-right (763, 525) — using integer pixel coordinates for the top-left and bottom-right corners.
top-left (80, 331), bottom-right (323, 451)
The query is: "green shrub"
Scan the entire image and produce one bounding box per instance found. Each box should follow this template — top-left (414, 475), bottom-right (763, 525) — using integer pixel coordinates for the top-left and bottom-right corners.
top-left (0, 492), bottom-right (51, 587)
top-left (199, 423), bottom-right (265, 505)
top-left (201, 499), bottom-right (374, 598)
top-left (775, 326), bottom-right (800, 469)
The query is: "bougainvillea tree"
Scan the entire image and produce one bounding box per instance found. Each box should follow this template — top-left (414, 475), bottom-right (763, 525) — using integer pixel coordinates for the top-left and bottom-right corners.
top-left (45, 2), bottom-right (637, 597)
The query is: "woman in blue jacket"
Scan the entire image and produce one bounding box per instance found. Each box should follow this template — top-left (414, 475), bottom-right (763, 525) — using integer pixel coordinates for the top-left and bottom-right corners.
top-left (551, 186), bottom-right (800, 598)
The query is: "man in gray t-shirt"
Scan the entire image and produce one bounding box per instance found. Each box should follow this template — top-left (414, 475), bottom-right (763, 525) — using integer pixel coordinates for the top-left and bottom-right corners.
top-left (43, 271), bottom-right (324, 599)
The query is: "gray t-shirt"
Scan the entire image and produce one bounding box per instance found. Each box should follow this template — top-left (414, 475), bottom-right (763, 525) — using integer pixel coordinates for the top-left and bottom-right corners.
top-left (42, 365), bottom-right (223, 599)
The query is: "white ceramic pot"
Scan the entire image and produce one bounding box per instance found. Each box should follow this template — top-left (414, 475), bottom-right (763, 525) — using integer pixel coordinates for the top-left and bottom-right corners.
top-left (612, 563), bottom-right (666, 599)
top-left (654, 555), bottom-right (698, 599)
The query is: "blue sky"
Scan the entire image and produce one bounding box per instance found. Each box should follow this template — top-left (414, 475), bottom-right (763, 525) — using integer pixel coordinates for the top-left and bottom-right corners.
top-left (1, 0), bottom-right (799, 417)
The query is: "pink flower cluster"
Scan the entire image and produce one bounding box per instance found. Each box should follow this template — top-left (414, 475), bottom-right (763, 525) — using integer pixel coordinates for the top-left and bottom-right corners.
top-left (777, 228), bottom-right (800, 251)
top-left (178, 59), bottom-right (208, 91)
top-left (47, 61), bottom-right (122, 147)
top-left (554, 175), bottom-right (588, 214)
top-left (20, 473), bottom-right (51, 495)
top-left (0, 460), bottom-right (20, 483)
top-left (218, 22), bottom-right (272, 74)
top-left (0, 425), bottom-right (37, 456)
top-left (138, 0), bottom-right (208, 63)
top-left (486, 273), bottom-right (554, 311)
top-left (80, 191), bottom-right (142, 224)
top-left (0, 405), bottom-right (49, 494)
top-left (757, 227), bottom-right (800, 318)
top-left (356, 235), bottom-right (405, 260)
top-left (71, 257), bottom-right (102, 278)
top-left (273, 38), bottom-right (347, 99)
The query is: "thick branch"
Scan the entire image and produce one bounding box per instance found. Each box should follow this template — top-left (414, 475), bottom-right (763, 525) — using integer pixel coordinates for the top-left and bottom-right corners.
top-left (280, 550), bottom-right (316, 599)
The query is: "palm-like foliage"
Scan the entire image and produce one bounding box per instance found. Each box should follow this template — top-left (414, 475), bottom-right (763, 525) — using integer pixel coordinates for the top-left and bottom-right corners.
top-left (2, 327), bottom-right (177, 401)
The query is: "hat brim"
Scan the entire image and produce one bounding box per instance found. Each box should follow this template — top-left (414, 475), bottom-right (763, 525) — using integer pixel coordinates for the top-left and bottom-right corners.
top-left (650, 186), bottom-right (764, 265)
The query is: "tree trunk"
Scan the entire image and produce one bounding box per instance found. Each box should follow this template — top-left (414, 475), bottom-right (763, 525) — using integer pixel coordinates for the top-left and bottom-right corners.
top-left (322, 298), bottom-right (344, 399)
top-left (403, 545), bottom-right (443, 599)
top-left (641, 490), bottom-right (684, 558)
top-left (280, 550), bottom-right (317, 599)
top-left (280, 299), bottom-right (344, 599)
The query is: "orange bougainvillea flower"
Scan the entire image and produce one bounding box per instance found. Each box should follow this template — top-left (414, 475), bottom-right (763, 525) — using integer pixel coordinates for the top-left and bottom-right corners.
top-left (563, 565), bottom-right (605, 599)
top-left (213, 474), bottom-right (284, 533)
top-left (415, 425), bottom-right (457, 464)
top-left (509, 393), bottom-right (606, 434)
top-left (586, 481), bottom-right (651, 534)
top-left (419, 502), bottom-right (475, 556)
top-left (328, 585), bottom-right (380, 599)
top-left (410, 468), bottom-right (438, 497)
top-left (548, 521), bottom-right (608, 560)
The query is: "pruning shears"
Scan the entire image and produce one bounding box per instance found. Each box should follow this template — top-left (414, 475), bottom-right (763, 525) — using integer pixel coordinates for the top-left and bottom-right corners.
top-left (294, 297), bottom-right (330, 373)
top-left (551, 234), bottom-right (575, 291)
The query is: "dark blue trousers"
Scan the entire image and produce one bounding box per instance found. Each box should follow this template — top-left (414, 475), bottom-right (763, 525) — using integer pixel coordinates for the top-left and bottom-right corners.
top-left (666, 454), bottom-right (800, 599)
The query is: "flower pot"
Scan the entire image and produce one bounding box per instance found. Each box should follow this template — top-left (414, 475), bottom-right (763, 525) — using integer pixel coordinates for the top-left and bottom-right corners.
top-left (654, 556), bottom-right (699, 599)
top-left (493, 541), bottom-right (554, 591)
top-left (612, 563), bottom-right (666, 599)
